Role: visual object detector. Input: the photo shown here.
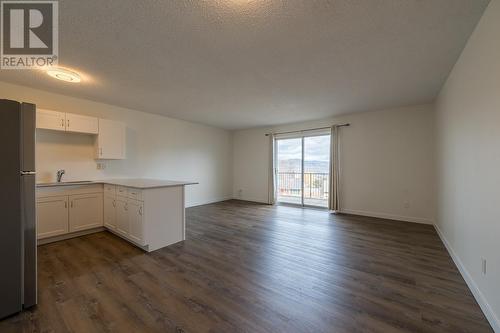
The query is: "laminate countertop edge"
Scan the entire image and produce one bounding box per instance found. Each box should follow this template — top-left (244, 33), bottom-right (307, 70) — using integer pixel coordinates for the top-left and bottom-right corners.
top-left (36, 179), bottom-right (198, 189)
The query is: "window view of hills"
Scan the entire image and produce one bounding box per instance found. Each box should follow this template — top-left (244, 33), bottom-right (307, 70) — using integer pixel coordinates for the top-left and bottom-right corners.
top-left (278, 159), bottom-right (329, 173)
top-left (277, 135), bottom-right (330, 174)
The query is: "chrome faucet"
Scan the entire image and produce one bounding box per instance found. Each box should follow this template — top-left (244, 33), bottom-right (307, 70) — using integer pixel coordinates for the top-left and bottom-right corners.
top-left (56, 169), bottom-right (66, 183)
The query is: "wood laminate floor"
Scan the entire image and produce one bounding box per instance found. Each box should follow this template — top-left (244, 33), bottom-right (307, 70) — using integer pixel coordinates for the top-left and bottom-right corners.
top-left (0, 200), bottom-right (493, 333)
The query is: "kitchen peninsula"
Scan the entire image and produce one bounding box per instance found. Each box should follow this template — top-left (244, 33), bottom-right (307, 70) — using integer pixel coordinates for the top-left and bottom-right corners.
top-left (36, 179), bottom-right (197, 252)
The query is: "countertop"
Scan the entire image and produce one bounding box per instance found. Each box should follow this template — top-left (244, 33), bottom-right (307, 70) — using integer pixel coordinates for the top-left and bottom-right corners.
top-left (36, 178), bottom-right (198, 189)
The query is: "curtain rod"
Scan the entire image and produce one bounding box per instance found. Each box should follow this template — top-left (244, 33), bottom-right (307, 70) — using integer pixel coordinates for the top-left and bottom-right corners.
top-left (264, 123), bottom-right (350, 136)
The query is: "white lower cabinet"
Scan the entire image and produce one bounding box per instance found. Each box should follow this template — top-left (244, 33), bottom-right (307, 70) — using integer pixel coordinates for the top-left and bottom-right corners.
top-left (111, 192), bottom-right (144, 246)
top-left (103, 195), bottom-right (116, 229)
top-left (37, 183), bottom-right (185, 251)
top-left (104, 184), bottom-right (145, 245)
top-left (69, 193), bottom-right (104, 232)
top-left (37, 185), bottom-right (104, 240)
top-left (104, 184), bottom-right (184, 251)
top-left (115, 197), bottom-right (129, 236)
top-left (127, 199), bottom-right (144, 245)
top-left (36, 195), bottom-right (69, 239)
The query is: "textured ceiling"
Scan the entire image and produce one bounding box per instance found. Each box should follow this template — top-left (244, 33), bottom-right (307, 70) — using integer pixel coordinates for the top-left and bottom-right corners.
top-left (0, 0), bottom-right (490, 129)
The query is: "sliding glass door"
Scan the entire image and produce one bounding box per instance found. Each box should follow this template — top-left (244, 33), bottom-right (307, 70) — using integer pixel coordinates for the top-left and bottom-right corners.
top-left (276, 133), bottom-right (330, 208)
top-left (303, 135), bottom-right (330, 207)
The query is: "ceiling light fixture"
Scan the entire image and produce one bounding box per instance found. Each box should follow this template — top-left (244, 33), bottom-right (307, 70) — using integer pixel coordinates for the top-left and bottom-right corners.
top-left (46, 67), bottom-right (81, 83)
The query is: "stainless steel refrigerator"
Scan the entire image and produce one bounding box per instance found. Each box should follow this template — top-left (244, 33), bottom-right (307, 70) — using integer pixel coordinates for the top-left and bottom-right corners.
top-left (0, 99), bottom-right (37, 319)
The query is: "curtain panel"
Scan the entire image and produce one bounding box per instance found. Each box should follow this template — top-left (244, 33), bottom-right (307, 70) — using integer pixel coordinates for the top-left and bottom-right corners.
top-left (267, 134), bottom-right (276, 205)
top-left (328, 126), bottom-right (340, 212)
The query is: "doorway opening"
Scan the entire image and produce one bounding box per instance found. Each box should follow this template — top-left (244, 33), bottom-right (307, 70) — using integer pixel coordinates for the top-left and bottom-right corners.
top-left (275, 132), bottom-right (330, 208)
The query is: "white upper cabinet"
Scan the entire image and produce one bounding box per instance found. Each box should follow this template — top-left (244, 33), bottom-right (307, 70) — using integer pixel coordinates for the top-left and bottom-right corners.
top-left (37, 109), bottom-right (98, 134)
top-left (36, 109), bottom-right (66, 131)
top-left (65, 113), bottom-right (98, 134)
top-left (36, 109), bottom-right (126, 160)
top-left (95, 119), bottom-right (126, 159)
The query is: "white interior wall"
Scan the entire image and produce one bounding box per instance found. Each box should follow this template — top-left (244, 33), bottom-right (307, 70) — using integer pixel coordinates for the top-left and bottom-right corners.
top-left (1, 81), bottom-right (233, 207)
top-left (2, 2), bottom-right (498, 325)
top-left (233, 104), bottom-right (436, 224)
top-left (435, 0), bottom-right (500, 330)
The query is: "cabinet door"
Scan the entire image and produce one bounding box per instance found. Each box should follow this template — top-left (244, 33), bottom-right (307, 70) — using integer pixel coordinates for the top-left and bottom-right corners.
top-left (66, 113), bottom-right (98, 134)
top-left (103, 195), bottom-right (116, 230)
top-left (36, 109), bottom-right (66, 131)
top-left (96, 119), bottom-right (125, 159)
top-left (68, 193), bottom-right (103, 232)
top-left (115, 197), bottom-right (129, 236)
top-left (128, 200), bottom-right (144, 245)
top-left (36, 196), bottom-right (68, 239)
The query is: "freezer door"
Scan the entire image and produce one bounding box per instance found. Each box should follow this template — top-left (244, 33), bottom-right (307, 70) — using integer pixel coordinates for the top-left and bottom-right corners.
top-left (20, 103), bottom-right (36, 172)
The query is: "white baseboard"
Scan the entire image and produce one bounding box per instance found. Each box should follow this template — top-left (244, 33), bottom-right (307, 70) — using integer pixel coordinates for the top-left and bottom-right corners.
top-left (37, 227), bottom-right (105, 245)
top-left (340, 209), bottom-right (434, 225)
top-left (434, 224), bottom-right (499, 333)
top-left (232, 196), bottom-right (269, 204)
top-left (186, 196), bottom-right (234, 208)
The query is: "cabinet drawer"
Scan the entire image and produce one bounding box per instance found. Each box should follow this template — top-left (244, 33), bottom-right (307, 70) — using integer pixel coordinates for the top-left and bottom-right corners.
top-left (127, 188), bottom-right (142, 201)
top-left (116, 186), bottom-right (128, 197)
top-left (104, 184), bottom-right (116, 196)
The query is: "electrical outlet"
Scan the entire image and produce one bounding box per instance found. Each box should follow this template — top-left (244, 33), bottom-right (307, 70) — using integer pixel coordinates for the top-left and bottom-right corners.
top-left (96, 162), bottom-right (107, 170)
top-left (481, 258), bottom-right (487, 276)
top-left (238, 189), bottom-right (243, 198)
top-left (404, 200), bottom-right (410, 209)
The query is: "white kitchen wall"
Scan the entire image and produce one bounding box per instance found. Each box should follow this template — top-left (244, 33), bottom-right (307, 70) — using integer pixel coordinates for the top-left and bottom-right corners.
top-left (435, 0), bottom-right (500, 330)
top-left (233, 104), bottom-right (435, 224)
top-left (0, 81), bottom-right (233, 207)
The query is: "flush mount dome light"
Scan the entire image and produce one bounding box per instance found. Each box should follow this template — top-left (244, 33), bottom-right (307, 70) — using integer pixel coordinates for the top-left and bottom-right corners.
top-left (46, 68), bottom-right (81, 83)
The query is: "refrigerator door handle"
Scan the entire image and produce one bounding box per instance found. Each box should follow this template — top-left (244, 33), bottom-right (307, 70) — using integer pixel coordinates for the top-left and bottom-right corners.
top-left (20, 171), bottom-right (36, 175)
